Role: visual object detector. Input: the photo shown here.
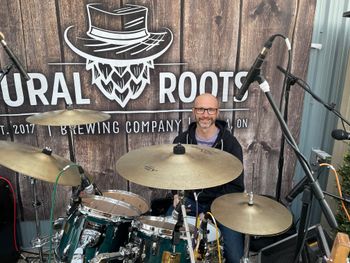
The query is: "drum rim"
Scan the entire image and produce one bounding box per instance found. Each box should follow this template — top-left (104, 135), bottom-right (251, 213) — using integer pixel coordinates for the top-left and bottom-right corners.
top-left (80, 195), bottom-right (142, 221)
top-left (102, 189), bottom-right (149, 213)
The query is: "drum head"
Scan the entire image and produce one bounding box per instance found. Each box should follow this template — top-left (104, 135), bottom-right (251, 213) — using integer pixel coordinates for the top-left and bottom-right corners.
top-left (102, 190), bottom-right (149, 214)
top-left (81, 195), bottom-right (141, 221)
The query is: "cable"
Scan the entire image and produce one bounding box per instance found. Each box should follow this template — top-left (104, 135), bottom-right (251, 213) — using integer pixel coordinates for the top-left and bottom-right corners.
top-left (0, 176), bottom-right (19, 252)
top-left (206, 211), bottom-right (222, 263)
top-left (319, 163), bottom-right (350, 221)
top-left (48, 163), bottom-right (80, 263)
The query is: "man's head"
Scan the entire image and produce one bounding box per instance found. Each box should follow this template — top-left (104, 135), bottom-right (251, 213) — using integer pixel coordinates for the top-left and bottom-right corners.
top-left (192, 93), bottom-right (220, 130)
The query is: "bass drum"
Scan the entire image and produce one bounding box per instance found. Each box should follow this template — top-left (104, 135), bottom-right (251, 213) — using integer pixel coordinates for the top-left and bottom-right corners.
top-left (130, 216), bottom-right (222, 263)
top-left (55, 195), bottom-right (139, 262)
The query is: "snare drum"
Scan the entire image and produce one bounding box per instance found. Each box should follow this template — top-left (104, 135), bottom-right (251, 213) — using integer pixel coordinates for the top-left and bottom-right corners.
top-left (102, 190), bottom-right (149, 214)
top-left (55, 195), bottom-right (139, 262)
top-left (130, 216), bottom-right (222, 263)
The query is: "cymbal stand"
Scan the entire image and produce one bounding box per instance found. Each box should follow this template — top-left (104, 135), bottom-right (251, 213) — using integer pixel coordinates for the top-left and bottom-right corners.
top-left (240, 234), bottom-right (251, 263)
top-left (67, 125), bottom-right (76, 162)
top-left (66, 105), bottom-right (76, 163)
top-left (172, 191), bottom-right (195, 263)
top-left (29, 177), bottom-right (44, 263)
top-left (240, 192), bottom-right (254, 263)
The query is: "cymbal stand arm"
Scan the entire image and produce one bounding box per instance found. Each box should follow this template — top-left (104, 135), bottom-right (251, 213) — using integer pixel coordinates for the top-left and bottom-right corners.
top-left (30, 178), bottom-right (44, 263)
top-left (181, 204), bottom-right (196, 263)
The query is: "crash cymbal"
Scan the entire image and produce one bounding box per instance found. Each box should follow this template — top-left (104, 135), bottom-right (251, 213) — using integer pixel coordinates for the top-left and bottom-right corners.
top-left (26, 108), bottom-right (111, 126)
top-left (116, 144), bottom-right (243, 190)
top-left (0, 140), bottom-right (81, 186)
top-left (211, 193), bottom-right (292, 236)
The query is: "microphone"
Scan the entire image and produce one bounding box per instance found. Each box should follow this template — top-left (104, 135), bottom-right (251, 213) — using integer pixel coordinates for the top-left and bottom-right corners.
top-left (0, 32), bottom-right (30, 81)
top-left (331, 129), bottom-right (350, 140)
top-left (236, 35), bottom-right (276, 100)
top-left (78, 166), bottom-right (100, 195)
top-left (67, 166), bottom-right (95, 215)
top-left (78, 166), bottom-right (94, 194)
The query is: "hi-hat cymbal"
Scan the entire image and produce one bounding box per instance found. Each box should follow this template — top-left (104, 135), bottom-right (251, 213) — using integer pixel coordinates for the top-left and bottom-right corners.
top-left (0, 140), bottom-right (81, 186)
top-left (26, 108), bottom-right (111, 126)
top-left (211, 193), bottom-right (292, 236)
top-left (116, 144), bottom-right (243, 190)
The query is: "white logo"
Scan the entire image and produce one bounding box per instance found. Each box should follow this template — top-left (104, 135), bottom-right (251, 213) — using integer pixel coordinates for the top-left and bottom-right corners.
top-left (64, 3), bottom-right (173, 107)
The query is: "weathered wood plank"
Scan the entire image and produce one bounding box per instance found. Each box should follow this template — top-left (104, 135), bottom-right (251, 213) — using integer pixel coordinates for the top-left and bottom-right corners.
top-left (0, 0), bottom-right (317, 221)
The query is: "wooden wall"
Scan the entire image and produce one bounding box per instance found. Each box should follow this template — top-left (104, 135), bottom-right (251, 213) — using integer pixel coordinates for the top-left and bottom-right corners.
top-left (0, 0), bottom-right (316, 221)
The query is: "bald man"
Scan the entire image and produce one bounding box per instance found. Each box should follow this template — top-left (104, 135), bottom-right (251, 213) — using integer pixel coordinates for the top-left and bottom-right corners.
top-left (172, 93), bottom-right (245, 263)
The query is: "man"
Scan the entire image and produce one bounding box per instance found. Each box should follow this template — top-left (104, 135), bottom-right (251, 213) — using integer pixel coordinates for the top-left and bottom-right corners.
top-left (172, 93), bottom-right (244, 263)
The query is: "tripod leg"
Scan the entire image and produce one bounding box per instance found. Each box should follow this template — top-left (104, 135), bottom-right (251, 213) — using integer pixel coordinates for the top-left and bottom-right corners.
top-left (30, 178), bottom-right (44, 263)
top-left (293, 186), bottom-right (313, 263)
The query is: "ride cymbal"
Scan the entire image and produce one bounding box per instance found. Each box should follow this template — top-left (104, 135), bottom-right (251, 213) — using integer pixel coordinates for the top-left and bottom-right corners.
top-left (211, 193), bottom-right (293, 236)
top-left (0, 140), bottom-right (81, 186)
top-left (116, 144), bottom-right (243, 190)
top-left (26, 108), bottom-right (111, 126)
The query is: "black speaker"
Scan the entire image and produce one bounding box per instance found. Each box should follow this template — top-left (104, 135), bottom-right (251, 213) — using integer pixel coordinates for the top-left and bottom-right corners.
top-left (0, 180), bottom-right (19, 262)
top-left (258, 224), bottom-right (332, 263)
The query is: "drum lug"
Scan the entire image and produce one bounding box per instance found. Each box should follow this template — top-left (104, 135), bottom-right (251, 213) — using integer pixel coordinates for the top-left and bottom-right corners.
top-left (62, 244), bottom-right (71, 259)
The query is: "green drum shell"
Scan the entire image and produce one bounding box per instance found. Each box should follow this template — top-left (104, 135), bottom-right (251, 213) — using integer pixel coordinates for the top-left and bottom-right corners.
top-left (56, 195), bottom-right (139, 262)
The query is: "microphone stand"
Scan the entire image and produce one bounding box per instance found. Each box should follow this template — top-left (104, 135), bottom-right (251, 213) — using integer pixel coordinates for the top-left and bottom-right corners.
top-left (323, 190), bottom-right (350, 204)
top-left (277, 66), bottom-right (350, 126)
top-left (254, 74), bottom-right (338, 263)
top-left (276, 71), bottom-right (297, 201)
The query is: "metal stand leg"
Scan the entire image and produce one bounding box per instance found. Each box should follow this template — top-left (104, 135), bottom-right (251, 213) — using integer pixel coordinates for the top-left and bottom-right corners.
top-left (240, 234), bottom-right (251, 263)
top-left (30, 178), bottom-right (44, 263)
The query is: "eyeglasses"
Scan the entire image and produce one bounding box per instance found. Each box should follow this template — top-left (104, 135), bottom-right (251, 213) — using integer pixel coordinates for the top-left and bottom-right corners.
top-left (194, 108), bottom-right (218, 115)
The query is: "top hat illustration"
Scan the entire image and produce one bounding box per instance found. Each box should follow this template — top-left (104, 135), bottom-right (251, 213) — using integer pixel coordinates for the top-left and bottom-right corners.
top-left (64, 3), bottom-right (173, 66)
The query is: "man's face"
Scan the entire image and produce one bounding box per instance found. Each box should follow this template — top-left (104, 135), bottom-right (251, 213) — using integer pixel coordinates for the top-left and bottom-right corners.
top-left (193, 94), bottom-right (219, 129)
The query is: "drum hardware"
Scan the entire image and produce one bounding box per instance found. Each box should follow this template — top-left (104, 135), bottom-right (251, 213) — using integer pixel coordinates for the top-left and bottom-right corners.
top-left (211, 192), bottom-right (293, 263)
top-left (56, 196), bottom-right (139, 262)
top-left (71, 228), bottom-right (102, 262)
top-left (172, 190), bottom-right (196, 263)
top-left (90, 251), bottom-right (124, 263)
top-left (28, 177), bottom-right (44, 262)
top-left (90, 243), bottom-right (142, 263)
top-left (129, 215), bottom-right (222, 263)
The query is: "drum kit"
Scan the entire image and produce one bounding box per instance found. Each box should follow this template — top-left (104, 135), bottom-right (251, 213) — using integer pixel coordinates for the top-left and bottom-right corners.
top-left (0, 108), bottom-right (294, 263)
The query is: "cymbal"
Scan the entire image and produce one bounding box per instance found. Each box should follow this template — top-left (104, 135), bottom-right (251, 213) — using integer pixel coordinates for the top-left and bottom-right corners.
top-left (26, 108), bottom-right (111, 126)
top-left (116, 144), bottom-right (243, 190)
top-left (0, 141), bottom-right (81, 186)
top-left (211, 193), bottom-right (293, 236)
